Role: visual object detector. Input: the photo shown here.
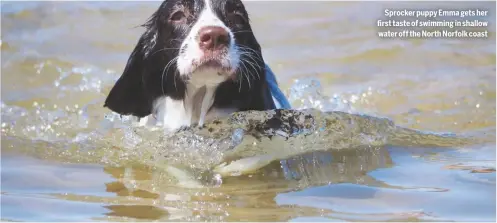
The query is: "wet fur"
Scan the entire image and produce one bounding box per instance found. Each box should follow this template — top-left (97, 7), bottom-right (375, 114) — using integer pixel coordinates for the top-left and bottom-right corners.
top-left (104, 0), bottom-right (276, 130)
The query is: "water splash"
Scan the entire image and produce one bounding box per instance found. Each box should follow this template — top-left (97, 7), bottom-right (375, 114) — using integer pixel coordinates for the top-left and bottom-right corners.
top-left (286, 77), bottom-right (379, 116)
top-left (1, 62), bottom-right (488, 188)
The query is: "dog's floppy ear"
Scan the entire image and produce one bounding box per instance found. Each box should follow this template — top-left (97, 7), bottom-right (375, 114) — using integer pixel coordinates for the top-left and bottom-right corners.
top-left (104, 35), bottom-right (152, 117)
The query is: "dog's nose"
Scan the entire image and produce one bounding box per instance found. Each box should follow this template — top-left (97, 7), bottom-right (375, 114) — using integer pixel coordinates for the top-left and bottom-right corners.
top-left (198, 26), bottom-right (230, 50)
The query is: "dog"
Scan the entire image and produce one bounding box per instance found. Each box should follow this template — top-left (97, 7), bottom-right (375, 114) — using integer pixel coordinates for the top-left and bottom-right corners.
top-left (104, 0), bottom-right (290, 131)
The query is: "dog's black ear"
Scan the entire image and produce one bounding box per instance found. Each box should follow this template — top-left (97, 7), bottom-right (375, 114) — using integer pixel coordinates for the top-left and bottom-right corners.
top-left (104, 35), bottom-right (152, 117)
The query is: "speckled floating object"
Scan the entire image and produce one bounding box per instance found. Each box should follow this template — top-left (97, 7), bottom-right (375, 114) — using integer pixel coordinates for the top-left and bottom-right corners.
top-left (14, 108), bottom-right (483, 188)
top-left (150, 108), bottom-right (480, 178)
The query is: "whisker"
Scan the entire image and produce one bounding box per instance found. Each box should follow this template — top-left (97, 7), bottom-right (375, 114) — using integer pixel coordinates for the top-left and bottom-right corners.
top-left (161, 57), bottom-right (178, 95)
top-left (150, 47), bottom-right (181, 57)
top-left (238, 50), bottom-right (263, 81)
top-left (238, 47), bottom-right (265, 68)
top-left (242, 58), bottom-right (264, 74)
top-left (237, 45), bottom-right (262, 56)
top-left (239, 51), bottom-right (263, 68)
top-left (237, 47), bottom-right (263, 65)
top-left (245, 56), bottom-right (263, 80)
top-left (238, 62), bottom-right (246, 92)
top-left (232, 30), bottom-right (254, 35)
top-left (239, 53), bottom-right (256, 80)
top-left (239, 59), bottom-right (252, 90)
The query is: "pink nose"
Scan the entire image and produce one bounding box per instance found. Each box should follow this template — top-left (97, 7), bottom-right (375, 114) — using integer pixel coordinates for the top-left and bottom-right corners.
top-left (198, 26), bottom-right (230, 50)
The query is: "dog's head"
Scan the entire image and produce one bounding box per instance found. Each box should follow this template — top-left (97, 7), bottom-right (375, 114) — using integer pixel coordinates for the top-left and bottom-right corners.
top-left (104, 0), bottom-right (267, 117)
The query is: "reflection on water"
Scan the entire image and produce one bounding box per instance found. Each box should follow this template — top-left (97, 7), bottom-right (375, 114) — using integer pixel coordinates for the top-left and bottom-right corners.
top-left (2, 145), bottom-right (397, 221)
top-left (1, 1), bottom-right (496, 222)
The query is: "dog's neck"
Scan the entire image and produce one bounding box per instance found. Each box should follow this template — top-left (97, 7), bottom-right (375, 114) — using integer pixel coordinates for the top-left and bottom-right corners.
top-left (140, 84), bottom-right (211, 129)
top-left (184, 82), bottom-right (217, 126)
top-left (138, 75), bottom-right (236, 131)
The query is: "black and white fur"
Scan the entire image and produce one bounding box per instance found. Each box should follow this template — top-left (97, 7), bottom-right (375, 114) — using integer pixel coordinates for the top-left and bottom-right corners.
top-left (104, 0), bottom-right (280, 131)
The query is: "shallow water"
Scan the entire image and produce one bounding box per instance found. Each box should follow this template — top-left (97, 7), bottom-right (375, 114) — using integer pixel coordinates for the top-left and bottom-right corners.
top-left (1, 1), bottom-right (496, 222)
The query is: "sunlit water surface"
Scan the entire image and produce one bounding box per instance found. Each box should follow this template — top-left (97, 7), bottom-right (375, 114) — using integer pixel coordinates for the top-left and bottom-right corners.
top-left (1, 1), bottom-right (496, 222)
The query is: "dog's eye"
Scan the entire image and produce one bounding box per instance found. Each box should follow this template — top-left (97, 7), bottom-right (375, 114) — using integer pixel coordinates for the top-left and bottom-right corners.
top-left (170, 11), bottom-right (186, 22)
